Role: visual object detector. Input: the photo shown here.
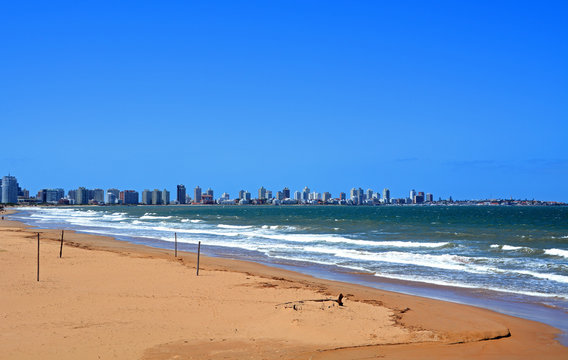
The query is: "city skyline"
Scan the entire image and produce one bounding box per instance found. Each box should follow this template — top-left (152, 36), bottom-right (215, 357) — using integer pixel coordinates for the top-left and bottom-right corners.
top-left (2, 174), bottom-right (564, 206)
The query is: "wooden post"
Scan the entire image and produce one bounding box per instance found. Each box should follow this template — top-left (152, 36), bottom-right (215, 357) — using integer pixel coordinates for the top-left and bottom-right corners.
top-left (37, 233), bottom-right (40, 282)
top-left (59, 230), bottom-right (64, 258)
top-left (196, 241), bottom-right (201, 276)
top-left (175, 232), bottom-right (177, 257)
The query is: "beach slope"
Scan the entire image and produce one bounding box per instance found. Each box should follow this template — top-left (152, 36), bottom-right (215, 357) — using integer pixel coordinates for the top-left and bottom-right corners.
top-left (0, 217), bottom-right (566, 359)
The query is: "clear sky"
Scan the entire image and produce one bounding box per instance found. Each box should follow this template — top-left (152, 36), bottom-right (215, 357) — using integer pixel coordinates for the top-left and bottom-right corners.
top-left (1, 1), bottom-right (567, 201)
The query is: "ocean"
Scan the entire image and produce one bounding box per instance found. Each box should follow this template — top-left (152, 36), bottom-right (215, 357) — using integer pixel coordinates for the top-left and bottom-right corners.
top-left (11, 205), bottom-right (568, 342)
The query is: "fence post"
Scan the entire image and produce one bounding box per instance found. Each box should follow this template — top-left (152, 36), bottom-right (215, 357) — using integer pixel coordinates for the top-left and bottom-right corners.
top-left (196, 241), bottom-right (201, 276)
top-left (59, 230), bottom-right (64, 258)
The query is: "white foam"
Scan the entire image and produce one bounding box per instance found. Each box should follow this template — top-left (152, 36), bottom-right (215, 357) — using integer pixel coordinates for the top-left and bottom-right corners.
top-left (218, 224), bottom-right (252, 229)
top-left (545, 248), bottom-right (568, 259)
top-left (502, 245), bottom-right (525, 251)
top-left (140, 215), bottom-right (172, 220)
top-left (181, 219), bottom-right (203, 223)
top-left (151, 226), bottom-right (240, 238)
top-left (514, 270), bottom-right (568, 284)
top-left (372, 273), bottom-right (568, 299)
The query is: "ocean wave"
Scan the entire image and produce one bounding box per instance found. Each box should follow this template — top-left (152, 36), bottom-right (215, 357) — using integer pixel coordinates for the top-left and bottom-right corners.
top-left (245, 231), bottom-right (449, 248)
top-left (372, 273), bottom-right (568, 299)
top-left (218, 224), bottom-right (253, 229)
top-left (151, 226), bottom-right (240, 238)
top-left (514, 270), bottom-right (568, 284)
top-left (545, 248), bottom-right (568, 259)
top-left (140, 215), bottom-right (173, 220)
top-left (261, 225), bottom-right (296, 230)
top-left (181, 219), bottom-right (203, 223)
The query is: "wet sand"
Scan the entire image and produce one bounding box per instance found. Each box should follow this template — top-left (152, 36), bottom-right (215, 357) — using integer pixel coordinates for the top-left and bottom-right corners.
top-left (0, 211), bottom-right (566, 359)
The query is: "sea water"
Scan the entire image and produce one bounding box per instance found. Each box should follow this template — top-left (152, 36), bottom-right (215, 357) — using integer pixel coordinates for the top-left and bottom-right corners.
top-left (11, 205), bottom-right (568, 342)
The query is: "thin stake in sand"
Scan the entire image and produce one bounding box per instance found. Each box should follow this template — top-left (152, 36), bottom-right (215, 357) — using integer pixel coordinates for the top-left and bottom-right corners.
top-left (175, 232), bottom-right (177, 257)
top-left (37, 233), bottom-right (40, 281)
top-left (196, 241), bottom-right (201, 276)
top-left (59, 230), bottom-right (64, 258)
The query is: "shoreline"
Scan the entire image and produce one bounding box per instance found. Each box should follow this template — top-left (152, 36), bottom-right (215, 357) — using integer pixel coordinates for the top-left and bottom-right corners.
top-left (1, 210), bottom-right (567, 359)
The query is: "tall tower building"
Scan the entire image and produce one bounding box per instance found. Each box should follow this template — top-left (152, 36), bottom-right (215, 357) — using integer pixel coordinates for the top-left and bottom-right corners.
top-left (142, 190), bottom-right (152, 205)
top-left (162, 189), bottom-right (170, 205)
top-left (194, 186), bottom-right (202, 204)
top-left (410, 189), bottom-right (416, 203)
top-left (107, 189), bottom-right (120, 201)
top-left (282, 187), bottom-right (290, 199)
top-left (177, 185), bottom-right (186, 204)
top-left (258, 186), bottom-right (266, 200)
top-left (121, 190), bottom-right (139, 204)
top-left (302, 186), bottom-right (310, 202)
top-left (152, 189), bottom-right (163, 205)
top-left (76, 187), bottom-right (89, 205)
top-left (383, 188), bottom-right (391, 204)
top-left (92, 189), bottom-right (105, 204)
top-left (1, 175), bottom-right (19, 204)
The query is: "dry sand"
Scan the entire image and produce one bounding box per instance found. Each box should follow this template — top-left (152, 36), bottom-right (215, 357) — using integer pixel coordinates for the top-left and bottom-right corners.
top-left (0, 211), bottom-right (566, 359)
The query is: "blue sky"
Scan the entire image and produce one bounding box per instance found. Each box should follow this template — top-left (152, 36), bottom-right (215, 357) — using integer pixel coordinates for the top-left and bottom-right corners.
top-left (1, 1), bottom-right (567, 201)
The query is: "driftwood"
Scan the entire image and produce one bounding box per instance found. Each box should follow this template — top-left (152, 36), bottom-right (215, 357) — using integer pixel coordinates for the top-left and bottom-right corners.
top-left (276, 293), bottom-right (344, 308)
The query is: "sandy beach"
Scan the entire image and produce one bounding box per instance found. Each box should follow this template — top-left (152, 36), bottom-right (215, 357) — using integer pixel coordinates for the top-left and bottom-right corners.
top-left (1, 210), bottom-right (566, 359)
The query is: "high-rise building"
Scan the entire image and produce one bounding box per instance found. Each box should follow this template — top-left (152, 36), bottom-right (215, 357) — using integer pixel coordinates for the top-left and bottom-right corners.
top-left (177, 185), bottom-right (186, 204)
top-left (309, 192), bottom-right (321, 201)
top-left (105, 191), bottom-right (118, 205)
top-left (276, 191), bottom-right (284, 200)
top-left (162, 189), bottom-right (170, 205)
top-left (410, 189), bottom-right (416, 203)
top-left (339, 192), bottom-right (346, 201)
top-left (92, 189), bottom-right (104, 204)
top-left (415, 192), bottom-right (425, 204)
top-left (258, 186), bottom-right (267, 200)
top-left (76, 187), bottom-right (89, 205)
top-left (152, 189), bottom-right (162, 205)
top-left (106, 192), bottom-right (117, 204)
top-left (266, 190), bottom-right (272, 199)
top-left (322, 192), bottom-right (332, 202)
top-left (142, 190), bottom-right (152, 205)
top-left (68, 190), bottom-right (76, 202)
top-left (238, 190), bottom-right (246, 200)
top-left (302, 186), bottom-right (310, 202)
top-left (244, 191), bottom-right (251, 201)
top-left (426, 193), bottom-right (433, 202)
top-left (206, 188), bottom-right (214, 198)
top-left (1, 175), bottom-right (19, 204)
top-left (350, 188), bottom-right (363, 204)
top-left (294, 191), bottom-right (301, 201)
top-left (194, 186), bottom-right (202, 204)
top-left (282, 187), bottom-right (290, 199)
top-left (383, 188), bottom-right (391, 204)
top-left (107, 189), bottom-right (120, 201)
top-left (121, 190), bottom-right (139, 204)
top-left (366, 189), bottom-right (373, 201)
top-left (44, 188), bottom-right (64, 203)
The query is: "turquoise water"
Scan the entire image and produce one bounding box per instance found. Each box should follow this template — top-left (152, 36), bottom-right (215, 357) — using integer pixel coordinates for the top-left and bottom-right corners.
top-left (13, 205), bottom-right (568, 342)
